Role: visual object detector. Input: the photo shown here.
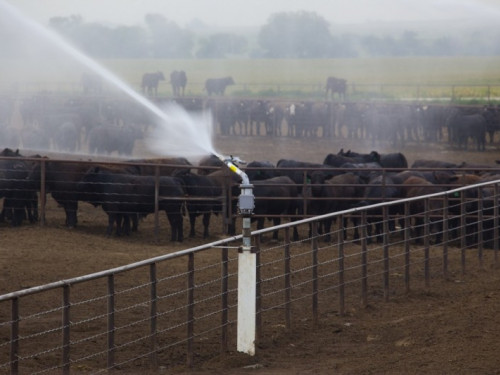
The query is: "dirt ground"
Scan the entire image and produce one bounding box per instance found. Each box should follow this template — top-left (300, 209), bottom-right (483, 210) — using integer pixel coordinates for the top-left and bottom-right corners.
top-left (2, 134), bottom-right (500, 374)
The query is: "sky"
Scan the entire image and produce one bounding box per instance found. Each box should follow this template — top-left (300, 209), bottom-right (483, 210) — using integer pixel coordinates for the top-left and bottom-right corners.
top-left (6, 0), bottom-right (500, 29)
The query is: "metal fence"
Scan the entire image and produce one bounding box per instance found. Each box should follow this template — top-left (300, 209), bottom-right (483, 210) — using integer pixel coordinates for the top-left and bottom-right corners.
top-left (1, 171), bottom-right (499, 373)
top-left (2, 81), bottom-right (500, 101)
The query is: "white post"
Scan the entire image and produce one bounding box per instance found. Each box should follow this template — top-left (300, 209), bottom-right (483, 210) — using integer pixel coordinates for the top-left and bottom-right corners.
top-left (237, 225), bottom-right (256, 355)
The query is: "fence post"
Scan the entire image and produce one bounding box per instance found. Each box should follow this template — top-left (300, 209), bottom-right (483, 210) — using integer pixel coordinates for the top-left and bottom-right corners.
top-left (187, 253), bottom-right (195, 367)
top-left (107, 275), bottom-right (115, 371)
top-left (154, 165), bottom-right (160, 241)
top-left (284, 227), bottom-right (291, 330)
top-left (237, 219), bottom-right (256, 355)
top-left (424, 198), bottom-right (430, 289)
top-left (443, 195), bottom-right (449, 279)
top-left (383, 206), bottom-right (390, 302)
top-left (460, 191), bottom-right (466, 275)
top-left (337, 216), bottom-right (345, 316)
top-left (39, 159), bottom-right (46, 226)
top-left (361, 211), bottom-right (368, 308)
top-left (62, 285), bottom-right (71, 375)
top-left (150, 263), bottom-right (158, 369)
top-left (10, 298), bottom-right (19, 375)
top-left (404, 201), bottom-right (411, 293)
top-left (478, 188), bottom-right (484, 269)
top-left (221, 247), bottom-right (229, 353)
top-left (311, 221), bottom-right (319, 326)
top-left (255, 235), bottom-right (262, 345)
top-left (494, 184), bottom-right (499, 263)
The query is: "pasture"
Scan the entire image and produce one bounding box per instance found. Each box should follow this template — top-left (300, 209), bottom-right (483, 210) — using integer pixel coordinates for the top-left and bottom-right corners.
top-left (3, 57), bottom-right (500, 99)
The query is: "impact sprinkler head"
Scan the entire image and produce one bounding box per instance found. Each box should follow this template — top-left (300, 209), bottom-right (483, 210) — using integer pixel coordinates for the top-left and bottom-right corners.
top-left (229, 155), bottom-right (246, 165)
top-left (213, 152), bottom-right (254, 215)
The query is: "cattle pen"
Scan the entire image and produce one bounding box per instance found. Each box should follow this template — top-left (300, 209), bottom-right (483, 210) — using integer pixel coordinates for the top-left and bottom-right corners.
top-left (1, 161), bottom-right (499, 373)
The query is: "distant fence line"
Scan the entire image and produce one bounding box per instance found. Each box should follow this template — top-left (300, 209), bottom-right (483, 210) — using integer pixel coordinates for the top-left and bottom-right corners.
top-left (1, 165), bottom-right (500, 373)
top-left (1, 81), bottom-right (500, 101)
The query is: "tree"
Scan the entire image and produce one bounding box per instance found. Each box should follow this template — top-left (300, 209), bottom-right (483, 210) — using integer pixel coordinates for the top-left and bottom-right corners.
top-left (145, 13), bottom-right (193, 58)
top-left (195, 33), bottom-right (247, 58)
top-left (258, 11), bottom-right (333, 58)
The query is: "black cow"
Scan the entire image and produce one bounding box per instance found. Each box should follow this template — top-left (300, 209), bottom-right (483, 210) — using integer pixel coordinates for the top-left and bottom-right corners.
top-left (0, 148), bottom-right (38, 226)
top-left (252, 176), bottom-right (299, 241)
top-left (400, 175), bottom-right (444, 244)
top-left (324, 150), bottom-right (381, 167)
top-left (204, 76), bottom-right (235, 96)
top-left (337, 150), bottom-right (407, 169)
top-left (141, 71), bottom-right (165, 96)
top-left (411, 159), bottom-right (461, 169)
top-left (356, 173), bottom-right (404, 243)
top-left (197, 154), bottom-right (225, 175)
top-left (131, 157), bottom-right (192, 177)
top-left (310, 171), bottom-right (365, 242)
top-left (276, 159), bottom-right (339, 193)
top-left (245, 160), bottom-right (277, 181)
top-left (446, 108), bottom-right (487, 151)
top-left (88, 125), bottom-right (142, 156)
top-left (325, 77), bottom-right (347, 99)
top-left (170, 70), bottom-right (187, 96)
top-left (78, 166), bottom-right (185, 240)
top-left (175, 172), bottom-right (222, 239)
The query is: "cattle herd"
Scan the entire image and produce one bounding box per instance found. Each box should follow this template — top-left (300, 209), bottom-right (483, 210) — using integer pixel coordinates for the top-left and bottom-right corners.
top-left (1, 74), bottom-right (500, 243)
top-left (2, 140), bottom-right (500, 248)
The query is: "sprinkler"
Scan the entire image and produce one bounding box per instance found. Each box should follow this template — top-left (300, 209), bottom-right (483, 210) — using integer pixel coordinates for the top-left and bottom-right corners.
top-left (213, 152), bottom-right (254, 218)
top-left (213, 152), bottom-right (256, 355)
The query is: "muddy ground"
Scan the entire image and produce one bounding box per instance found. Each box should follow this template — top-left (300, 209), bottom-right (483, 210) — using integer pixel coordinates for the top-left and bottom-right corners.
top-left (2, 134), bottom-right (500, 374)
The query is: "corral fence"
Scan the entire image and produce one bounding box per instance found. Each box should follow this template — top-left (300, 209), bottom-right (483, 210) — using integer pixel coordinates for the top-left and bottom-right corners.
top-left (2, 81), bottom-right (500, 102)
top-left (1, 157), bottom-right (500, 373)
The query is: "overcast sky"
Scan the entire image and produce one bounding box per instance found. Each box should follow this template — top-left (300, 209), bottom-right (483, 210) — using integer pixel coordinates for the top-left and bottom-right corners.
top-left (6, 0), bottom-right (500, 29)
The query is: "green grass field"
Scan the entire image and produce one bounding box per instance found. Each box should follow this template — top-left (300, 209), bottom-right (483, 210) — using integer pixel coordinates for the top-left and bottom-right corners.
top-left (2, 57), bottom-right (500, 101)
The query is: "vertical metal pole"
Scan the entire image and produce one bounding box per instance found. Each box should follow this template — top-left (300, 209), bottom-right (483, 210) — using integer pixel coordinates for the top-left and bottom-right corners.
top-left (284, 227), bottom-right (291, 330)
top-left (404, 202), bottom-right (411, 293)
top-left (494, 184), bottom-right (499, 263)
top-left (154, 165), bottom-right (160, 241)
top-left (150, 263), bottom-right (158, 369)
top-left (187, 253), bottom-right (194, 367)
top-left (107, 275), bottom-right (115, 371)
top-left (478, 188), bottom-right (484, 269)
top-left (39, 159), bottom-right (46, 226)
top-left (221, 247), bottom-right (229, 353)
top-left (443, 195), bottom-right (449, 279)
top-left (424, 198), bottom-right (430, 289)
top-left (461, 191), bottom-right (466, 275)
top-left (62, 285), bottom-right (71, 375)
top-left (361, 211), bottom-right (368, 308)
top-left (254, 235), bottom-right (262, 345)
top-left (311, 221), bottom-right (319, 326)
top-left (338, 216), bottom-right (345, 316)
top-left (383, 206), bottom-right (390, 302)
top-left (10, 298), bottom-right (19, 375)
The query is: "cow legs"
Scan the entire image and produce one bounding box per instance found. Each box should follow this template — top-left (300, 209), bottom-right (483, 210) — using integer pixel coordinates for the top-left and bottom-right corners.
top-left (167, 212), bottom-right (184, 242)
top-left (188, 213), bottom-right (197, 237)
top-left (106, 213), bottom-right (116, 236)
top-left (202, 213), bottom-right (211, 239)
top-left (63, 202), bottom-right (78, 228)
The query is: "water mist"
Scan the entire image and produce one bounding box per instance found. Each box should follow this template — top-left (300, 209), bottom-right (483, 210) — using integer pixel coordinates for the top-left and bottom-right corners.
top-left (0, 0), bottom-right (216, 159)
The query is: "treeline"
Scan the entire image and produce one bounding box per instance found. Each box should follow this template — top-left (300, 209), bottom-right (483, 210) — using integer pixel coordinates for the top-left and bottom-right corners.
top-left (5, 11), bottom-right (500, 59)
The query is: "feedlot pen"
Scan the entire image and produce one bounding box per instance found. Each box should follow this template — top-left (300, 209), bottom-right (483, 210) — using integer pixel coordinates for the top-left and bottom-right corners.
top-left (0, 160), bottom-right (499, 373)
